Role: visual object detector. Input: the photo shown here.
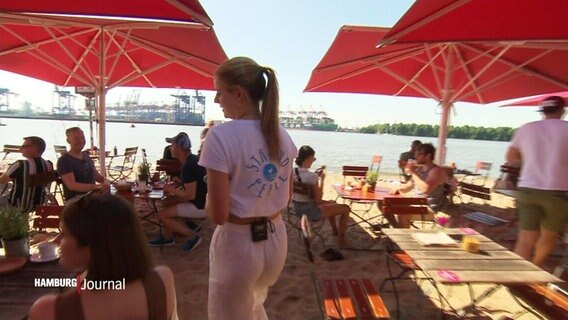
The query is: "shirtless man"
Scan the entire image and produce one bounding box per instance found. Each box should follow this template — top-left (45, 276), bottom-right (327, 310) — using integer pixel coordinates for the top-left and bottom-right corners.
top-left (389, 143), bottom-right (448, 228)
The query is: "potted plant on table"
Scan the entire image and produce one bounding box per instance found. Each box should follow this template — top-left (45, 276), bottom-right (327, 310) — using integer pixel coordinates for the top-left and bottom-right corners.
top-left (365, 171), bottom-right (378, 192)
top-left (137, 160), bottom-right (151, 183)
top-left (0, 205), bottom-right (30, 257)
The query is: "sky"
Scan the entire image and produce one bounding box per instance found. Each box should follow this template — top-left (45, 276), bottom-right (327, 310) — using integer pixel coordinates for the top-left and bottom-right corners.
top-left (0, 0), bottom-right (543, 128)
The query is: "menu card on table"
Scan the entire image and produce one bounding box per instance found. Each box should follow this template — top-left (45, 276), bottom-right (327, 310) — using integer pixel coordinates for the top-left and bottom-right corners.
top-left (412, 232), bottom-right (458, 246)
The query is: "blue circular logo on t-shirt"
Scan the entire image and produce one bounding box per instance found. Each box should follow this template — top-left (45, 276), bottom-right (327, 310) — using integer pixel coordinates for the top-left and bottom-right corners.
top-left (262, 163), bottom-right (277, 182)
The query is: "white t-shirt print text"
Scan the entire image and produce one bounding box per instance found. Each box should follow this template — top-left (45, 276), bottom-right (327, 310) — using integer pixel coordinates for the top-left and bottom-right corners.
top-left (246, 149), bottom-right (290, 198)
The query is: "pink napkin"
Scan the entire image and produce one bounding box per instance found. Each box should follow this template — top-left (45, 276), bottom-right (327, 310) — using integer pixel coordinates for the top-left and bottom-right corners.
top-left (437, 270), bottom-right (460, 282)
top-left (459, 228), bottom-right (478, 235)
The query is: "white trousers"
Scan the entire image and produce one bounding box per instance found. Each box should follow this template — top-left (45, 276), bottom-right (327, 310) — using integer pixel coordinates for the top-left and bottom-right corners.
top-left (208, 215), bottom-right (287, 320)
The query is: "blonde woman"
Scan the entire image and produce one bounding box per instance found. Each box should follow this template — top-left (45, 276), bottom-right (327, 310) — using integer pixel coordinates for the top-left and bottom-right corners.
top-left (199, 57), bottom-right (296, 319)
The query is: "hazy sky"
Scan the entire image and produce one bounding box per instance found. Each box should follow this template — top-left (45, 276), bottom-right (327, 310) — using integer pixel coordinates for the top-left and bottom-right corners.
top-left (0, 0), bottom-right (542, 128)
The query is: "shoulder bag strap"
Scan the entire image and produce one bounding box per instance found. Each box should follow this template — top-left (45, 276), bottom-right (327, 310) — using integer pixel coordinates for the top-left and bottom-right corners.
top-left (294, 167), bottom-right (302, 183)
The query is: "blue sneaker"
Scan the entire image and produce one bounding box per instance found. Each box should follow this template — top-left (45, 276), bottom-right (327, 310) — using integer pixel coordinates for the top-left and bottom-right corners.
top-left (149, 237), bottom-right (175, 247)
top-left (185, 220), bottom-right (202, 232)
top-left (182, 236), bottom-right (202, 252)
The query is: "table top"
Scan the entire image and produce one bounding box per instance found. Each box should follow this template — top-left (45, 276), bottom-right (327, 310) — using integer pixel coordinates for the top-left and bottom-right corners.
top-left (0, 258), bottom-right (75, 319)
top-left (493, 189), bottom-right (518, 198)
top-left (332, 184), bottom-right (396, 201)
top-left (382, 228), bottom-right (562, 285)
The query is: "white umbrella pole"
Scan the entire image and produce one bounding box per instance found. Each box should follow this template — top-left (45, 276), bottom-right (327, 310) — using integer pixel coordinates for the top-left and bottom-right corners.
top-left (98, 28), bottom-right (107, 177)
top-left (437, 48), bottom-right (455, 166)
top-left (437, 101), bottom-right (451, 165)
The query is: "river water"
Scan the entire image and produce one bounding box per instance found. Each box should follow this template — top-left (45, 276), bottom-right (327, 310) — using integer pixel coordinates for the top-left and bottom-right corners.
top-left (0, 118), bottom-right (510, 177)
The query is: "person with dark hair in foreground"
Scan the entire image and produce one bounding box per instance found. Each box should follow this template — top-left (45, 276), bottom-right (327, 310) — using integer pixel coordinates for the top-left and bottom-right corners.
top-left (28, 194), bottom-right (178, 320)
top-left (506, 95), bottom-right (568, 266)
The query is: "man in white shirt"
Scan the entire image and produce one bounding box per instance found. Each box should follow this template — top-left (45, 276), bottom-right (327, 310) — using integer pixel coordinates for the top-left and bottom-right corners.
top-left (506, 95), bottom-right (568, 266)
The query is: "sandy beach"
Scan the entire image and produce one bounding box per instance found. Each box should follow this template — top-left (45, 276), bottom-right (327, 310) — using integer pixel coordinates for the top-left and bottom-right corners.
top-left (128, 171), bottom-right (564, 320)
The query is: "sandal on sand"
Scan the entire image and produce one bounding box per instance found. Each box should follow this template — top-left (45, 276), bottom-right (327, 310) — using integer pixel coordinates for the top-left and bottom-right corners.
top-left (320, 248), bottom-right (344, 261)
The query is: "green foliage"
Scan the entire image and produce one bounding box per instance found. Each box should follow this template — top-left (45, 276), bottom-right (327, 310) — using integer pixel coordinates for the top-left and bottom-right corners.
top-left (137, 160), bottom-right (151, 177)
top-left (358, 122), bottom-right (514, 141)
top-left (0, 205), bottom-right (30, 240)
top-left (366, 171), bottom-right (378, 185)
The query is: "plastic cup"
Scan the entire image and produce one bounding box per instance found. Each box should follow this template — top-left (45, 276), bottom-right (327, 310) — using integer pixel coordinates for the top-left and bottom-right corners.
top-left (462, 236), bottom-right (480, 253)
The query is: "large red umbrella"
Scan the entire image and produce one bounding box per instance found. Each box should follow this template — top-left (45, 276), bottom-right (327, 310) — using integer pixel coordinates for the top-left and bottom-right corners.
top-left (379, 0), bottom-right (568, 45)
top-left (500, 92), bottom-right (568, 108)
top-left (0, 2), bottom-right (227, 174)
top-left (305, 25), bottom-right (568, 163)
top-left (0, 0), bottom-right (213, 26)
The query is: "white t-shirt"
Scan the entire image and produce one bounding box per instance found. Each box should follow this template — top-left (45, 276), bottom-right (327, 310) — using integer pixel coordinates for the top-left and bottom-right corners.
top-left (292, 167), bottom-right (318, 203)
top-left (510, 119), bottom-right (568, 190)
top-left (199, 120), bottom-right (297, 218)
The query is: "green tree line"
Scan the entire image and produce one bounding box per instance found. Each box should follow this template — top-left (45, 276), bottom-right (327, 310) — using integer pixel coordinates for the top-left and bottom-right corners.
top-left (359, 123), bottom-right (515, 141)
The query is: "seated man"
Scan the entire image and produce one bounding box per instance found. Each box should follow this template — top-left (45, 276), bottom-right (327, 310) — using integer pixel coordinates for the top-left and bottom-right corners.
top-left (57, 127), bottom-right (109, 203)
top-left (0, 136), bottom-right (54, 212)
top-left (390, 143), bottom-right (448, 228)
top-left (293, 145), bottom-right (350, 248)
top-left (149, 132), bottom-right (207, 252)
top-left (399, 140), bottom-right (422, 182)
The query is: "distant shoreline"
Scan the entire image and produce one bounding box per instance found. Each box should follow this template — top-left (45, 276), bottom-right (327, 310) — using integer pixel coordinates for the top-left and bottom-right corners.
top-left (0, 114), bottom-right (355, 132)
top-left (0, 114), bottom-right (204, 127)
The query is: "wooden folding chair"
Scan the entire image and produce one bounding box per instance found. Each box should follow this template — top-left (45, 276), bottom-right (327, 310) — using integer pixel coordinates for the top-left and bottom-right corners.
top-left (25, 170), bottom-right (61, 209)
top-left (381, 197), bottom-right (430, 229)
top-left (287, 181), bottom-right (326, 247)
top-left (53, 145), bottom-right (68, 158)
top-left (32, 205), bottom-right (64, 232)
top-left (300, 215), bottom-right (390, 319)
top-left (493, 164), bottom-right (520, 190)
top-left (369, 155), bottom-right (382, 176)
top-left (1, 144), bottom-right (21, 161)
top-left (107, 146), bottom-right (139, 182)
top-left (340, 165), bottom-right (376, 220)
top-left (342, 165), bottom-right (368, 185)
top-left (457, 181), bottom-right (492, 205)
top-left (156, 159), bottom-right (181, 179)
top-left (462, 161), bottom-right (492, 186)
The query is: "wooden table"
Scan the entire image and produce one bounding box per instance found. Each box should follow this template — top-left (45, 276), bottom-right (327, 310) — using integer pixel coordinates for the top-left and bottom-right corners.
top-left (333, 185), bottom-right (396, 227)
top-left (0, 258), bottom-right (75, 319)
top-left (332, 184), bottom-right (394, 202)
top-left (382, 228), bottom-right (562, 315)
